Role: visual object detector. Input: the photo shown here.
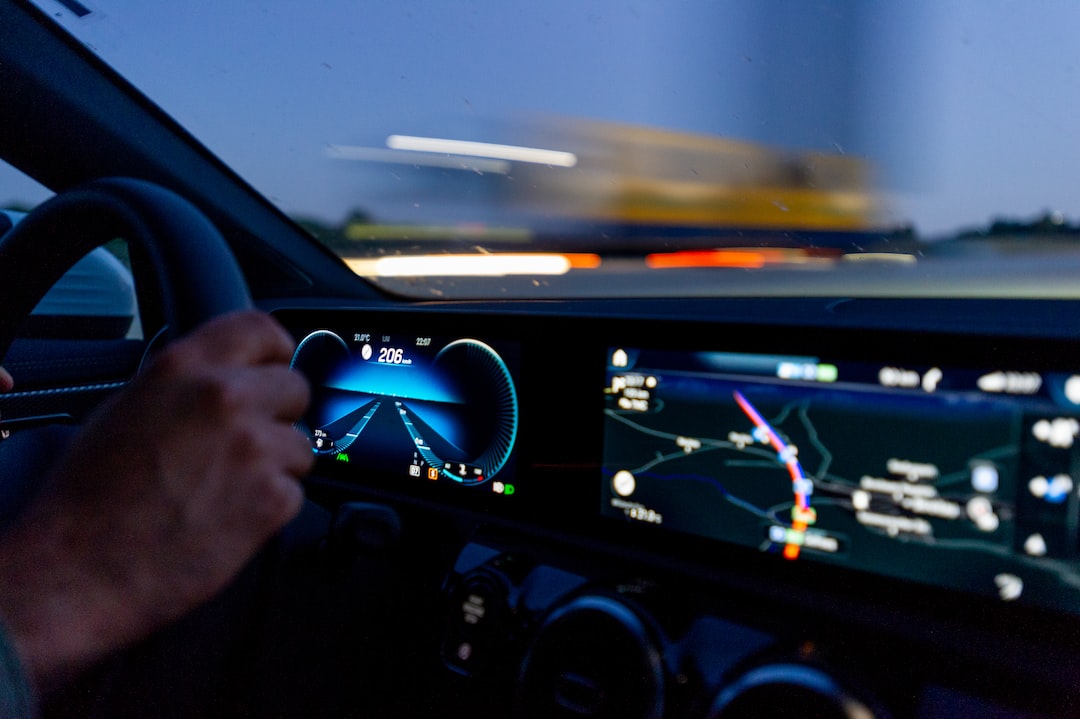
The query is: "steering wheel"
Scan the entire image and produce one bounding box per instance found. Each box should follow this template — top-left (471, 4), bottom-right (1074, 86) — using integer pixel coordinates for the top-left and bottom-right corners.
top-left (0, 176), bottom-right (252, 504)
top-left (0, 176), bottom-right (252, 364)
top-left (0, 178), bottom-right (312, 714)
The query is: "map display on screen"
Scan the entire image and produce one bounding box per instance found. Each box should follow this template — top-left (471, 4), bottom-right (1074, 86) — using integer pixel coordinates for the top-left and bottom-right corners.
top-left (602, 348), bottom-right (1080, 613)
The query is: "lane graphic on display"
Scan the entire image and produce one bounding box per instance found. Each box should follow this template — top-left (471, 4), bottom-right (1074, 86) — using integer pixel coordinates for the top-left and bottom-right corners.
top-left (602, 347), bottom-right (1080, 612)
top-left (307, 399), bottom-right (381, 455)
top-left (291, 329), bottom-right (518, 489)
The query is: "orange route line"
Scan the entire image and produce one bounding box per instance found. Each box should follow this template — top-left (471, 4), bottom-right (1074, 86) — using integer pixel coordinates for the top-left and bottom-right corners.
top-left (733, 390), bottom-right (813, 560)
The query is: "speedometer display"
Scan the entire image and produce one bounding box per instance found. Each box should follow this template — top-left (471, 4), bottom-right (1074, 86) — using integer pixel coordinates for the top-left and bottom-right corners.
top-left (289, 327), bottom-right (519, 491)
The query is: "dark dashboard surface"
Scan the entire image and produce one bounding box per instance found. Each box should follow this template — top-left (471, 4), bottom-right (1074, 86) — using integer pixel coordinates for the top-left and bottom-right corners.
top-left (268, 297), bottom-right (1080, 719)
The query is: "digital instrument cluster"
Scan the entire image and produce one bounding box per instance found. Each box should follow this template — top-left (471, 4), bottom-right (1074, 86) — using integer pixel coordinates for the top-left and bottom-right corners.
top-left (289, 325), bottom-right (519, 493)
top-left (602, 347), bottom-right (1080, 615)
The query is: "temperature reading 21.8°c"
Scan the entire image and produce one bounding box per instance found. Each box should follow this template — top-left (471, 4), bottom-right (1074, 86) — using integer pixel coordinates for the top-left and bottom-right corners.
top-left (290, 328), bottom-right (520, 491)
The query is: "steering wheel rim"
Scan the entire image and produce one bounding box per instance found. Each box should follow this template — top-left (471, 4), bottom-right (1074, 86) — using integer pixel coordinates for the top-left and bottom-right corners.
top-left (0, 176), bottom-right (252, 364)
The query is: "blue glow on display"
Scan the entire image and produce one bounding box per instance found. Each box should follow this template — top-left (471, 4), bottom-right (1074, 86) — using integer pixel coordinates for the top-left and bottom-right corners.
top-left (406, 400), bottom-right (468, 452)
top-left (326, 361), bottom-right (462, 404)
top-left (315, 391), bottom-right (376, 427)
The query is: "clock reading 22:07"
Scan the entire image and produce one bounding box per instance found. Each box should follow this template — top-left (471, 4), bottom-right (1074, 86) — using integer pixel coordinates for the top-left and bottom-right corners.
top-left (291, 329), bottom-right (519, 490)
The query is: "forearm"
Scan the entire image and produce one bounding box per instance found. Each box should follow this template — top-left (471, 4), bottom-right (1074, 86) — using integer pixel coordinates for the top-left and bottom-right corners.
top-left (0, 509), bottom-right (134, 693)
top-left (0, 616), bottom-right (36, 718)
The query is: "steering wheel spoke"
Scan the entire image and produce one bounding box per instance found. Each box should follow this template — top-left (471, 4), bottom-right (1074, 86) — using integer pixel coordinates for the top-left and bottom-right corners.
top-left (0, 177), bottom-right (251, 364)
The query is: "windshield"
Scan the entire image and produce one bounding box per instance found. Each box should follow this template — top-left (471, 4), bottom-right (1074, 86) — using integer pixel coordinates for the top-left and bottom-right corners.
top-left (9, 1), bottom-right (1080, 297)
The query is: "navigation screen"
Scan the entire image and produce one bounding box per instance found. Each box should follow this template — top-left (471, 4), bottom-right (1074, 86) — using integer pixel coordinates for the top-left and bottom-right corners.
top-left (602, 347), bottom-right (1080, 613)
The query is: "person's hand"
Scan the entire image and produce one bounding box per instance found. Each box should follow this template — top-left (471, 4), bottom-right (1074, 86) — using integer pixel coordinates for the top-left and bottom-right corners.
top-left (0, 310), bottom-right (313, 690)
top-left (0, 366), bottom-right (12, 393)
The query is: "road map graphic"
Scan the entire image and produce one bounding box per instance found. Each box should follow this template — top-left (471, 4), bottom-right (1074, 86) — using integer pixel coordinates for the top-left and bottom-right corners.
top-left (602, 348), bottom-right (1080, 612)
top-left (731, 390), bottom-right (816, 559)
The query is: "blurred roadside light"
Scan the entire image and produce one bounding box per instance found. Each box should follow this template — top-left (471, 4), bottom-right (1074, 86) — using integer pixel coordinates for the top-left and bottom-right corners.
top-left (645, 248), bottom-right (834, 269)
top-left (345, 253), bottom-right (600, 277)
top-left (840, 253), bottom-right (917, 264)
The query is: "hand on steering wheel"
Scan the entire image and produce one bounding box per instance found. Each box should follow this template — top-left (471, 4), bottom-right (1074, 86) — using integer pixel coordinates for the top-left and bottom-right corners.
top-left (0, 178), bottom-right (313, 691)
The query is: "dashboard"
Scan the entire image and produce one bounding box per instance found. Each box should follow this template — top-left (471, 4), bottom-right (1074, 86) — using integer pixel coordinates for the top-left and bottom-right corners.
top-left (274, 300), bottom-right (1080, 719)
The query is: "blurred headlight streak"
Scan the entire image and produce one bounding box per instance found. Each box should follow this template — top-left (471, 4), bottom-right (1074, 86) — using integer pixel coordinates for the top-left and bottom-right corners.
top-left (386, 135), bottom-right (578, 168)
top-left (345, 253), bottom-right (600, 277)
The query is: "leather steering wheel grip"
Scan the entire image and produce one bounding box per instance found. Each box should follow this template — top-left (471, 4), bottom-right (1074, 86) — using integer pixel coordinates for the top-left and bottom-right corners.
top-left (0, 177), bottom-right (252, 362)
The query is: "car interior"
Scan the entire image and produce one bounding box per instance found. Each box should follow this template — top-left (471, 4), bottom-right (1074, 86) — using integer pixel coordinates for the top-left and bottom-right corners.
top-left (2, 0), bottom-right (1080, 716)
